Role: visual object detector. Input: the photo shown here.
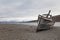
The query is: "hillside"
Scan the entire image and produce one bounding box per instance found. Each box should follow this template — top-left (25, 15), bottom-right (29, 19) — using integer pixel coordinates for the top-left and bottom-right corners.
top-left (28, 15), bottom-right (60, 22)
top-left (52, 15), bottom-right (60, 22)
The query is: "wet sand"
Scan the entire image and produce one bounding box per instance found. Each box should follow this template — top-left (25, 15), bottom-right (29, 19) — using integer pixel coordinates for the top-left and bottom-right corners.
top-left (0, 24), bottom-right (60, 40)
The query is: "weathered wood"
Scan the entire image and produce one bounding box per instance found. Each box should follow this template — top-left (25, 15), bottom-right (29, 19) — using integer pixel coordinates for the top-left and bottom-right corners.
top-left (36, 10), bottom-right (55, 32)
top-left (46, 10), bottom-right (51, 18)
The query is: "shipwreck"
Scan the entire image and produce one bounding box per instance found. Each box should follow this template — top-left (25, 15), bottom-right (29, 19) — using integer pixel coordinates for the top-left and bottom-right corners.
top-left (36, 10), bottom-right (55, 32)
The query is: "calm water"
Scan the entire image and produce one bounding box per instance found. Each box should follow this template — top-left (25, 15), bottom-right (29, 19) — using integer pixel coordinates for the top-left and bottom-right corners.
top-left (54, 22), bottom-right (60, 26)
top-left (0, 22), bottom-right (60, 27)
top-left (20, 22), bottom-right (60, 27)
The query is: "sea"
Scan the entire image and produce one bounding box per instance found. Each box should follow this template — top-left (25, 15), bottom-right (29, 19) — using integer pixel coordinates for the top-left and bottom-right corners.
top-left (19, 22), bottom-right (60, 27)
top-left (0, 22), bottom-right (60, 27)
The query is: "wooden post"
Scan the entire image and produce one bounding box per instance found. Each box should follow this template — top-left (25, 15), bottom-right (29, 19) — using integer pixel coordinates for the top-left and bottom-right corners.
top-left (46, 10), bottom-right (51, 18)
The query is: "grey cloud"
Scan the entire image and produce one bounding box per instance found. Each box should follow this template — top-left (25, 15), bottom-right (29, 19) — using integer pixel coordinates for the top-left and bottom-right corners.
top-left (0, 0), bottom-right (60, 18)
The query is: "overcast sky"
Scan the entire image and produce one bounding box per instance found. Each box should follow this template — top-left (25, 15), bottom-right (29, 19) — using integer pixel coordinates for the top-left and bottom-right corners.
top-left (0, 0), bottom-right (60, 21)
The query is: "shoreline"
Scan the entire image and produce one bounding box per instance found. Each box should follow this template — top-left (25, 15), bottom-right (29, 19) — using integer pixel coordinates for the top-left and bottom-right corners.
top-left (0, 24), bottom-right (60, 40)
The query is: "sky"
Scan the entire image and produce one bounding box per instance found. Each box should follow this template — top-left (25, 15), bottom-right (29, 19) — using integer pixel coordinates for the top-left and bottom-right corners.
top-left (0, 0), bottom-right (60, 21)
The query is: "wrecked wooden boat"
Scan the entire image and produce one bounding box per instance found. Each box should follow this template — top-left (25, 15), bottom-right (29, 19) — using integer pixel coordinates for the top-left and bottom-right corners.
top-left (36, 10), bottom-right (55, 32)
